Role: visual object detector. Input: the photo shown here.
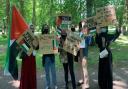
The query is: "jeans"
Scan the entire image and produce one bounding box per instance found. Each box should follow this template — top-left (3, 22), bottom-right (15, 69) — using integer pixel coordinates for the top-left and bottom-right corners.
top-left (43, 55), bottom-right (57, 88)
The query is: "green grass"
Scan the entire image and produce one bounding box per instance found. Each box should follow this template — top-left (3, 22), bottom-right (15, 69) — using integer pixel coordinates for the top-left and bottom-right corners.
top-left (0, 35), bottom-right (7, 44)
top-left (111, 35), bottom-right (128, 62)
top-left (0, 35), bottom-right (8, 69)
top-left (0, 34), bottom-right (128, 70)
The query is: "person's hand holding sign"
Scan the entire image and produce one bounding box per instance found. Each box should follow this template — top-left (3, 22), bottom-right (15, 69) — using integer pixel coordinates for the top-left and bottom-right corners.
top-left (32, 36), bottom-right (39, 49)
top-left (96, 26), bottom-right (101, 34)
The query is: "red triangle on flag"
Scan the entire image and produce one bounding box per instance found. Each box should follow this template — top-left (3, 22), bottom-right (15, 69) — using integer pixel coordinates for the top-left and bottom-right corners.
top-left (11, 5), bottom-right (28, 40)
top-left (56, 16), bottom-right (62, 26)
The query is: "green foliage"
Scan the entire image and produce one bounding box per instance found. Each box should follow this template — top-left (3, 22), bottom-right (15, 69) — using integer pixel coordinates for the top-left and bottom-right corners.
top-left (0, 0), bottom-right (126, 31)
top-left (112, 0), bottom-right (125, 27)
top-left (0, 0), bottom-right (6, 25)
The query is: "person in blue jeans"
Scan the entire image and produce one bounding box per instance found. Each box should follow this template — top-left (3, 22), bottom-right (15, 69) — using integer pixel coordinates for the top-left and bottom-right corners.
top-left (42, 54), bottom-right (57, 89)
top-left (41, 24), bottom-right (57, 89)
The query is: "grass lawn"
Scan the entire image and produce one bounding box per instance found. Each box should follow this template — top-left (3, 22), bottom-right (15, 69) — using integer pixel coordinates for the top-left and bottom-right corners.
top-left (0, 34), bottom-right (128, 70)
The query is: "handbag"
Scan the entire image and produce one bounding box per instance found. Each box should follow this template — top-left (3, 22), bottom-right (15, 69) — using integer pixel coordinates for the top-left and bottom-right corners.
top-left (100, 48), bottom-right (108, 58)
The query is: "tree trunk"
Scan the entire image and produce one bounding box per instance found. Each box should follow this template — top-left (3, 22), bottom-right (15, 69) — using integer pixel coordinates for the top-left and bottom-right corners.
top-left (86, 0), bottom-right (93, 17)
top-left (126, 0), bottom-right (128, 32)
top-left (49, 0), bottom-right (53, 26)
top-left (32, 0), bottom-right (36, 27)
top-left (19, 0), bottom-right (25, 18)
top-left (6, 0), bottom-right (10, 34)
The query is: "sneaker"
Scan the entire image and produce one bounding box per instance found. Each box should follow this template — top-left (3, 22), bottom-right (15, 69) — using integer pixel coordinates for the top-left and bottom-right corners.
top-left (46, 86), bottom-right (50, 89)
top-left (65, 83), bottom-right (68, 89)
top-left (54, 85), bottom-right (58, 89)
top-left (77, 81), bottom-right (84, 86)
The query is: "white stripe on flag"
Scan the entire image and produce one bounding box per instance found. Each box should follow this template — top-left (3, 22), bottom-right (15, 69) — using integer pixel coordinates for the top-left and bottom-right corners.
top-left (10, 40), bottom-right (15, 46)
top-left (22, 43), bottom-right (29, 51)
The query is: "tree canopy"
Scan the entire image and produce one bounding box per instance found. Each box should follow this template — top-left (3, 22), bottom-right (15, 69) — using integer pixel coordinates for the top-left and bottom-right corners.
top-left (0, 0), bottom-right (126, 32)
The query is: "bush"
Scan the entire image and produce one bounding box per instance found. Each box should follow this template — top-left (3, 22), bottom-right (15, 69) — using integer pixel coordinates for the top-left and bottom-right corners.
top-left (2, 34), bottom-right (7, 38)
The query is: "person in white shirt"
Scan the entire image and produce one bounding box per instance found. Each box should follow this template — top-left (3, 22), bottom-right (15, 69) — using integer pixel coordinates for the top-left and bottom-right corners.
top-left (77, 21), bottom-right (89, 89)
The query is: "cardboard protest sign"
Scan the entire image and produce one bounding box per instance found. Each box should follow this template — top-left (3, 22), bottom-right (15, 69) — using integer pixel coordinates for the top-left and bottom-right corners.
top-left (39, 34), bottom-right (58, 54)
top-left (63, 32), bottom-right (82, 56)
top-left (86, 16), bottom-right (96, 29)
top-left (96, 5), bottom-right (117, 27)
top-left (16, 30), bottom-right (35, 56)
top-left (56, 15), bottom-right (71, 30)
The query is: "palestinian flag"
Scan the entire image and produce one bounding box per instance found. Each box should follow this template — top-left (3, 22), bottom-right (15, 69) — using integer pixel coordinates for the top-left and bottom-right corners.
top-left (4, 5), bottom-right (28, 80)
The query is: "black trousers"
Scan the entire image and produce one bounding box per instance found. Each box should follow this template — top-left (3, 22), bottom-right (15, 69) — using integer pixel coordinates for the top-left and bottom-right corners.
top-left (98, 51), bottom-right (113, 89)
top-left (63, 53), bottom-right (76, 89)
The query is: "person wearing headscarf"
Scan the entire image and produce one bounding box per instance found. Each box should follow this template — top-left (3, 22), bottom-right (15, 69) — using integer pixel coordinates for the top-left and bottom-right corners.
top-left (19, 24), bottom-right (39, 89)
top-left (95, 26), bottom-right (121, 89)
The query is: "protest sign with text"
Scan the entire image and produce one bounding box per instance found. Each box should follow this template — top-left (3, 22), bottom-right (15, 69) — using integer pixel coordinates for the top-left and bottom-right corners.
top-left (63, 32), bottom-right (82, 56)
top-left (96, 5), bottom-right (117, 27)
top-left (39, 34), bottom-right (58, 54)
top-left (56, 14), bottom-right (71, 30)
top-left (86, 16), bottom-right (96, 29)
top-left (16, 30), bottom-right (35, 56)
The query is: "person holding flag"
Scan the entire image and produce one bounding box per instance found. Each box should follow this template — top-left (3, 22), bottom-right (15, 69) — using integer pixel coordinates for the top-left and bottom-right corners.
top-left (19, 24), bottom-right (39, 89)
top-left (4, 5), bottom-right (29, 87)
top-left (4, 5), bottom-right (39, 89)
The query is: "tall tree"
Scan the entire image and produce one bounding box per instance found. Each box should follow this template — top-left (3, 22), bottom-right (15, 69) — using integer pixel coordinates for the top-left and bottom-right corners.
top-left (32, 0), bottom-right (36, 26)
top-left (86, 0), bottom-right (93, 17)
top-left (19, 0), bottom-right (25, 17)
top-left (6, 0), bottom-right (10, 33)
top-left (113, 0), bottom-right (125, 28)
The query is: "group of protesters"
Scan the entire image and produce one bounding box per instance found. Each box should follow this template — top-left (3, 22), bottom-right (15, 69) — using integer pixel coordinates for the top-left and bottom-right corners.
top-left (8, 18), bottom-right (121, 89)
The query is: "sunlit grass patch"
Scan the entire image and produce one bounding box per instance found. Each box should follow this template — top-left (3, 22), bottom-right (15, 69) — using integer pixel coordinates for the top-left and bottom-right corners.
top-left (116, 35), bottom-right (128, 44)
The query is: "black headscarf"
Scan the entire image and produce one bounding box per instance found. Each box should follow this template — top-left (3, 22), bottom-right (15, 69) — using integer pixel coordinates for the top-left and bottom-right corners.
top-left (41, 24), bottom-right (49, 34)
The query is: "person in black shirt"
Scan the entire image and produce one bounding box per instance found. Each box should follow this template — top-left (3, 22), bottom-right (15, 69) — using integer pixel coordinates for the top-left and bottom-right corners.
top-left (59, 28), bottom-right (76, 89)
top-left (95, 26), bottom-right (121, 89)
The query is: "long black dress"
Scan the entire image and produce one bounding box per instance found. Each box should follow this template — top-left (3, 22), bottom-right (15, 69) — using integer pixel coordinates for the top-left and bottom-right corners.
top-left (95, 28), bottom-right (120, 89)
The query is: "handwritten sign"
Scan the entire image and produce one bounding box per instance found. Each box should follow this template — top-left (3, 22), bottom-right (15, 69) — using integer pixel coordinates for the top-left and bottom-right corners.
top-left (16, 30), bottom-right (35, 56)
top-left (63, 32), bottom-right (82, 56)
top-left (39, 34), bottom-right (58, 54)
top-left (96, 5), bottom-right (117, 27)
top-left (56, 15), bottom-right (71, 30)
top-left (86, 16), bottom-right (96, 29)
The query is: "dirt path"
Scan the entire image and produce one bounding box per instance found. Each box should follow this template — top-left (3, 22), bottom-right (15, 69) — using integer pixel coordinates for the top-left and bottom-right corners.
top-left (0, 61), bottom-right (128, 89)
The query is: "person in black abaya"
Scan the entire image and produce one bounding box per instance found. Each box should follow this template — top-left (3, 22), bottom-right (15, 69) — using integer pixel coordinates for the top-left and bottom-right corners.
top-left (95, 26), bottom-right (121, 89)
